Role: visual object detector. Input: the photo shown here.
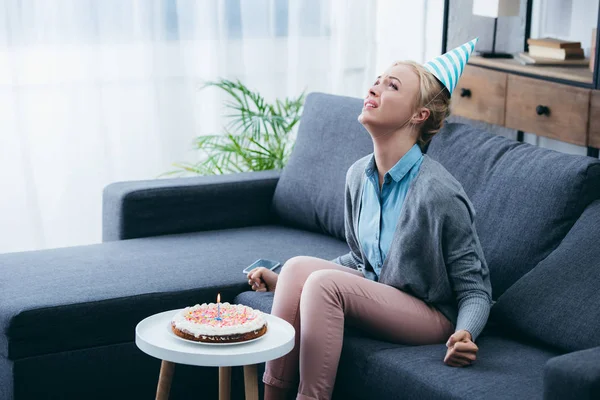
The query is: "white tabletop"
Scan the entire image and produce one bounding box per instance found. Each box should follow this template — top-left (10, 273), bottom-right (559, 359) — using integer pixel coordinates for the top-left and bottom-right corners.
top-left (135, 309), bottom-right (295, 367)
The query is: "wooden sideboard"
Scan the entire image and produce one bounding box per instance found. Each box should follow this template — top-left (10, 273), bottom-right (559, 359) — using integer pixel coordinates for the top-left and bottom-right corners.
top-left (452, 64), bottom-right (599, 151)
top-left (442, 0), bottom-right (600, 157)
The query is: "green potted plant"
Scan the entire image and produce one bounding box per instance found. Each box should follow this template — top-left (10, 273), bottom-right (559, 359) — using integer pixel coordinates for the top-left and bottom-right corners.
top-left (166, 79), bottom-right (305, 177)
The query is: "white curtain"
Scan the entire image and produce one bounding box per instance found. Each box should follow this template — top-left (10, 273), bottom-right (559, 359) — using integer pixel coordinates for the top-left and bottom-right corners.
top-left (0, 0), bottom-right (443, 254)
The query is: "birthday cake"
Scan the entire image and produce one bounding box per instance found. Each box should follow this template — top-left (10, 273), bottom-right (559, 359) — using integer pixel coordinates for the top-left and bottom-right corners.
top-left (170, 303), bottom-right (268, 343)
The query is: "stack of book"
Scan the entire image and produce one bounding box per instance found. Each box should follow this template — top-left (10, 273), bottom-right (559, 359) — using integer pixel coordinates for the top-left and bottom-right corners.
top-left (516, 37), bottom-right (588, 66)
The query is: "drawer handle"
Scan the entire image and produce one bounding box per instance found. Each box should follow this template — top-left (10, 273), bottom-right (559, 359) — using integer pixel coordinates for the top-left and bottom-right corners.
top-left (536, 105), bottom-right (550, 116)
top-left (460, 88), bottom-right (471, 98)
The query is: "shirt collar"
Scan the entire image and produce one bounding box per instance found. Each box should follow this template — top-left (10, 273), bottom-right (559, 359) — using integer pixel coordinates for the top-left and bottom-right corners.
top-left (364, 144), bottom-right (423, 182)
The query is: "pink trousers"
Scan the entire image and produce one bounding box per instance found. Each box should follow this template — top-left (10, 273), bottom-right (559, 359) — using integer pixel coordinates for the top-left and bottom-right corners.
top-left (263, 256), bottom-right (455, 400)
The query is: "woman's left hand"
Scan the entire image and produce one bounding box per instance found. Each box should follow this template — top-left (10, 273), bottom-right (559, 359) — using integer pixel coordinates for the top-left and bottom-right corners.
top-left (443, 330), bottom-right (478, 367)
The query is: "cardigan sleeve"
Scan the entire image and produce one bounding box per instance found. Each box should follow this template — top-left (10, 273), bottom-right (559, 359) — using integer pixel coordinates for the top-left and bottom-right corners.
top-left (331, 168), bottom-right (363, 270)
top-left (442, 195), bottom-right (493, 342)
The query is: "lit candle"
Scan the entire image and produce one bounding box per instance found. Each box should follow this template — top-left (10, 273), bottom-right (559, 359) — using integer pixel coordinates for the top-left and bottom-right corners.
top-left (216, 293), bottom-right (222, 321)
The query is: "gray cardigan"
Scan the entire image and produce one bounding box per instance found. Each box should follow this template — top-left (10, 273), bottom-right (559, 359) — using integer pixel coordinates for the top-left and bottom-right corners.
top-left (332, 154), bottom-right (493, 341)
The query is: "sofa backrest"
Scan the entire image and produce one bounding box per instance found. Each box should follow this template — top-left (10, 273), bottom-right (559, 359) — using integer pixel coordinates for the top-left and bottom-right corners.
top-left (427, 123), bottom-right (600, 298)
top-left (490, 199), bottom-right (600, 352)
top-left (271, 92), bottom-right (371, 240)
top-left (273, 92), bottom-right (600, 302)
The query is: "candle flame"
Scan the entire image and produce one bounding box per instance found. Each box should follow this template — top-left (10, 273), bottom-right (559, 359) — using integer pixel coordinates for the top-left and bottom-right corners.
top-left (217, 293), bottom-right (221, 303)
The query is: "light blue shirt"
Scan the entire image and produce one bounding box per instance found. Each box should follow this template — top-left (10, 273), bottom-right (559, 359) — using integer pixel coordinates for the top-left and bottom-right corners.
top-left (357, 144), bottom-right (424, 278)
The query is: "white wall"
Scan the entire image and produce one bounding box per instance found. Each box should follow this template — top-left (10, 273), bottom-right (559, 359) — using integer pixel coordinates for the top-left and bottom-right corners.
top-left (375, 0), bottom-right (444, 72)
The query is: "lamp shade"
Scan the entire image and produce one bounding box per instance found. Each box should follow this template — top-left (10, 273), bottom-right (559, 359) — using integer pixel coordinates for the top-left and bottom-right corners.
top-left (472, 0), bottom-right (520, 18)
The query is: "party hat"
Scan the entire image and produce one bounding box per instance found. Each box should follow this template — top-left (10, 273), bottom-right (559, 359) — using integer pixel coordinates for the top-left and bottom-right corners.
top-left (423, 38), bottom-right (478, 96)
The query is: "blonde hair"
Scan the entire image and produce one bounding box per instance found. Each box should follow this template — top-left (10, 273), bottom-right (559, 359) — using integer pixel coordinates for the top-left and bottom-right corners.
top-left (392, 60), bottom-right (451, 151)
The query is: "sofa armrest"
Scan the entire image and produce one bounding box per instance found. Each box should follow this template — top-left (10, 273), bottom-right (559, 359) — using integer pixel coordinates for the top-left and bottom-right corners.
top-left (102, 170), bottom-right (281, 241)
top-left (544, 346), bottom-right (600, 400)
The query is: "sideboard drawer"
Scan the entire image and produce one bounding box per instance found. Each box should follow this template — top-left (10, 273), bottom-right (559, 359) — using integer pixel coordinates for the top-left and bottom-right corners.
top-left (452, 65), bottom-right (507, 126)
top-left (589, 91), bottom-right (600, 149)
top-left (505, 75), bottom-right (590, 146)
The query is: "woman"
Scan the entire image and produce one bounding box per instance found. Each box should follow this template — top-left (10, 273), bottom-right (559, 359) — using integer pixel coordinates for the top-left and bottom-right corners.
top-left (248, 43), bottom-right (492, 400)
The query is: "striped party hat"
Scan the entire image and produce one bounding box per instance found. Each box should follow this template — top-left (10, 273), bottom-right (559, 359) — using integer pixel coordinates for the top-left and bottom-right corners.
top-left (423, 38), bottom-right (478, 96)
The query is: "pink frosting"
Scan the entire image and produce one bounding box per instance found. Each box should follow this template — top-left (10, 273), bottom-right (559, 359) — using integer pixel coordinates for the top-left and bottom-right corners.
top-left (184, 303), bottom-right (257, 328)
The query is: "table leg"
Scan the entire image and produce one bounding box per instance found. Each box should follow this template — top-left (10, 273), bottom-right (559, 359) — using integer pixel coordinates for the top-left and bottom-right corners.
top-left (219, 366), bottom-right (232, 400)
top-left (156, 360), bottom-right (175, 400)
top-left (243, 364), bottom-right (259, 400)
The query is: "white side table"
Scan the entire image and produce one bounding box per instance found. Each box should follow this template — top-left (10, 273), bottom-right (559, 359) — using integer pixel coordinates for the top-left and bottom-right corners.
top-left (136, 309), bottom-right (295, 400)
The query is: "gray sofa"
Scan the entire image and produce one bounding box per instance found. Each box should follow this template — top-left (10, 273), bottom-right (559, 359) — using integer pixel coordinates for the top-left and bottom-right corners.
top-left (1, 92), bottom-right (600, 400)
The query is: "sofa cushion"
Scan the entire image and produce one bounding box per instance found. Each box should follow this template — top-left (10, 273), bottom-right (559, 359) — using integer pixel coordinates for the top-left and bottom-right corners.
top-left (235, 291), bottom-right (560, 399)
top-left (333, 335), bottom-right (404, 400)
top-left (271, 92), bottom-right (373, 241)
top-left (491, 199), bottom-right (600, 352)
top-left (234, 291), bottom-right (275, 314)
top-left (362, 334), bottom-right (560, 400)
top-left (0, 225), bottom-right (348, 359)
top-left (427, 122), bottom-right (600, 297)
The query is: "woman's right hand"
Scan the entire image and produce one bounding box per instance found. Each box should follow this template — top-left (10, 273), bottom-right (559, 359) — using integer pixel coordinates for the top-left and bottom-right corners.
top-left (247, 267), bottom-right (279, 292)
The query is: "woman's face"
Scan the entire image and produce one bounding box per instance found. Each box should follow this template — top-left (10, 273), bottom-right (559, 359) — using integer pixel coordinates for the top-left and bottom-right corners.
top-left (358, 63), bottom-right (421, 132)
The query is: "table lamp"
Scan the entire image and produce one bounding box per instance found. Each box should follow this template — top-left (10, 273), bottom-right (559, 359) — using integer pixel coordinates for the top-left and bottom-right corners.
top-left (472, 0), bottom-right (520, 58)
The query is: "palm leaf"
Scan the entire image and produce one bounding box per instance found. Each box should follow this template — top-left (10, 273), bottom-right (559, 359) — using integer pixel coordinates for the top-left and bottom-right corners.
top-left (168, 79), bottom-right (304, 176)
